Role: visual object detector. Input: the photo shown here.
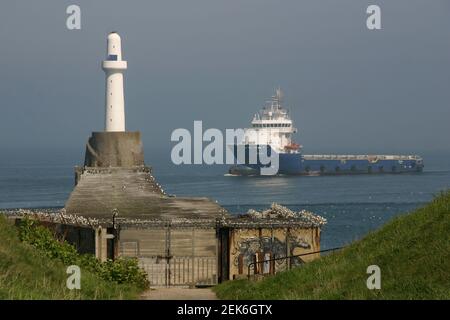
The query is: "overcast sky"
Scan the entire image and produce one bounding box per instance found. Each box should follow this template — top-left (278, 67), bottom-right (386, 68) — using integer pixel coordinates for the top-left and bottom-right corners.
top-left (0, 0), bottom-right (449, 159)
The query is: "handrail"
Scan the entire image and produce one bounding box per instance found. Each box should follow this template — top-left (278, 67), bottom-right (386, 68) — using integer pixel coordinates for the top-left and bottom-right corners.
top-left (247, 246), bottom-right (343, 279)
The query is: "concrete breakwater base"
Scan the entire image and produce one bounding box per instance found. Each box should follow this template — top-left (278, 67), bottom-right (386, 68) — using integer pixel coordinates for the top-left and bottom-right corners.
top-left (66, 131), bottom-right (226, 219)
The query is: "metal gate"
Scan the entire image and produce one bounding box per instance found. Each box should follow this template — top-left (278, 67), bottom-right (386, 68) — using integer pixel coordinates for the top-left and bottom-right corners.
top-left (119, 226), bottom-right (218, 287)
top-left (138, 256), bottom-right (217, 287)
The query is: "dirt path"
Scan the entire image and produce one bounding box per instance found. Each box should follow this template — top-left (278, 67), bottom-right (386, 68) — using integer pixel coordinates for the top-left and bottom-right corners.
top-left (140, 287), bottom-right (218, 300)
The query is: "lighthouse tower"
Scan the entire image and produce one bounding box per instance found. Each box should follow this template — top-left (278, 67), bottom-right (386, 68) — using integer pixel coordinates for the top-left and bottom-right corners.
top-left (102, 32), bottom-right (127, 132)
top-left (79, 32), bottom-right (144, 168)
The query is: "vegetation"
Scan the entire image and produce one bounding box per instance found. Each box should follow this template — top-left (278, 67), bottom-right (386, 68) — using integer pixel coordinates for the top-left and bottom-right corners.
top-left (0, 215), bottom-right (148, 299)
top-left (17, 218), bottom-right (149, 288)
top-left (214, 191), bottom-right (450, 300)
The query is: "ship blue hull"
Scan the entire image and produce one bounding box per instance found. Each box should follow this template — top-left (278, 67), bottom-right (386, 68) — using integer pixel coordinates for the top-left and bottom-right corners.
top-left (229, 145), bottom-right (424, 175)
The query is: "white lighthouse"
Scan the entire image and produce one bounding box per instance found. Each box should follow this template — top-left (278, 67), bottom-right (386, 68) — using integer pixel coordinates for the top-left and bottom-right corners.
top-left (102, 32), bottom-right (127, 132)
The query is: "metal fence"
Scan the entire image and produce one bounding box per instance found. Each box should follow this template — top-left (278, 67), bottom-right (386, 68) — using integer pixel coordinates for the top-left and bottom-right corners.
top-left (247, 247), bottom-right (343, 279)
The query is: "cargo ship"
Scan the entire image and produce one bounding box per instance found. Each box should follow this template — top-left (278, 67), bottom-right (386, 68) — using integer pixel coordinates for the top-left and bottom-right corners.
top-left (229, 89), bottom-right (424, 176)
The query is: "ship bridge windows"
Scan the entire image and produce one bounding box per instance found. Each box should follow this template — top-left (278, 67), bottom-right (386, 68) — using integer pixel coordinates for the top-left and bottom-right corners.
top-left (252, 123), bottom-right (291, 128)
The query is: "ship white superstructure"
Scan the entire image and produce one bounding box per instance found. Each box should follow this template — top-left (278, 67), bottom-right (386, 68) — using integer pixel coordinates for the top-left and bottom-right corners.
top-left (243, 89), bottom-right (300, 153)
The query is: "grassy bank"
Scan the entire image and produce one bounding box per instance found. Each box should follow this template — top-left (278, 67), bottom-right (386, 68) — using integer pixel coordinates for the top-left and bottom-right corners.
top-left (214, 191), bottom-right (450, 299)
top-left (0, 215), bottom-right (144, 299)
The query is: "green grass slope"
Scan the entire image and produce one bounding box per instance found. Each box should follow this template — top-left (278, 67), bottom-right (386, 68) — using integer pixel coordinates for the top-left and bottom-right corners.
top-left (215, 191), bottom-right (450, 300)
top-left (0, 215), bottom-right (142, 299)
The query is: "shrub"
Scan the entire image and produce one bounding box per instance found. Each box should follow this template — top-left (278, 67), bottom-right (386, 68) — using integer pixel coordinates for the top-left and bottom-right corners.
top-left (17, 218), bottom-right (149, 289)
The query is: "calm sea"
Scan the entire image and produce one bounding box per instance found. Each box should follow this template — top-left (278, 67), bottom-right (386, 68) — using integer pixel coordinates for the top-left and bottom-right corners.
top-left (0, 148), bottom-right (448, 249)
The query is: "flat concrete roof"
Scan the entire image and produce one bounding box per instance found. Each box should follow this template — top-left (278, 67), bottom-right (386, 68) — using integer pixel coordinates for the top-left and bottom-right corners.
top-left (64, 166), bottom-right (228, 220)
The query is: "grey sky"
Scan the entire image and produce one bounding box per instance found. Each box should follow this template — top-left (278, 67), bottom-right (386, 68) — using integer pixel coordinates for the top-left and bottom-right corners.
top-left (0, 0), bottom-right (449, 157)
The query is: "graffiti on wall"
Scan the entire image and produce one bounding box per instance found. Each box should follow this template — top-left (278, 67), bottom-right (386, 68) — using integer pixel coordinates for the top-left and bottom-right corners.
top-left (232, 232), bottom-right (311, 273)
